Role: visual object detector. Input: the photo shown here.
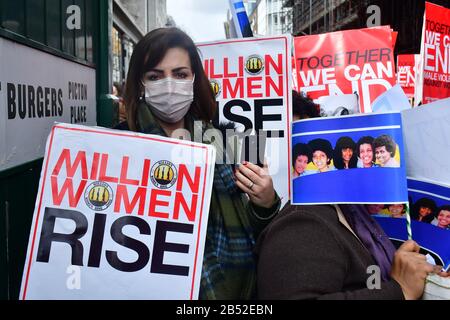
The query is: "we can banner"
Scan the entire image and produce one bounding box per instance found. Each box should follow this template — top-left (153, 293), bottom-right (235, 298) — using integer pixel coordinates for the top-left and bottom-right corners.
top-left (292, 112), bottom-right (407, 204)
top-left (197, 36), bottom-right (292, 204)
top-left (20, 123), bottom-right (216, 300)
top-left (416, 2), bottom-right (450, 105)
top-left (397, 54), bottom-right (420, 100)
top-left (294, 26), bottom-right (397, 113)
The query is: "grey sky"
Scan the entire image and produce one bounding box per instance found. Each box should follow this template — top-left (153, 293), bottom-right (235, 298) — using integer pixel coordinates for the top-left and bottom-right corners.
top-left (167, 0), bottom-right (229, 43)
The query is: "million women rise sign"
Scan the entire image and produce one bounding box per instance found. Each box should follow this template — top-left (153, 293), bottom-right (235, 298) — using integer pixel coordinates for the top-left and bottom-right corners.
top-left (294, 26), bottom-right (397, 113)
top-left (20, 123), bottom-right (216, 299)
top-left (197, 36), bottom-right (292, 204)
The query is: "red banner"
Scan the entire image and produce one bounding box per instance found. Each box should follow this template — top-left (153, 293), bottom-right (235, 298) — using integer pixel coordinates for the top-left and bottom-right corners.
top-left (294, 26), bottom-right (397, 113)
top-left (418, 2), bottom-right (450, 104)
top-left (292, 57), bottom-right (299, 91)
top-left (397, 54), bottom-right (419, 98)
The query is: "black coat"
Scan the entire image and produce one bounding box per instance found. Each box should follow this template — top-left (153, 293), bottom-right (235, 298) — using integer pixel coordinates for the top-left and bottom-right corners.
top-left (255, 204), bottom-right (404, 300)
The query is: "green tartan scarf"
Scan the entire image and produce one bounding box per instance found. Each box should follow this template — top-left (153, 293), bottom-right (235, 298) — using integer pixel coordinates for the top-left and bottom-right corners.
top-left (136, 103), bottom-right (276, 299)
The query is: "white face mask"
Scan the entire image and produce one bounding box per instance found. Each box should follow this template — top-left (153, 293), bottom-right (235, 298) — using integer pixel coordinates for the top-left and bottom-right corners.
top-left (143, 76), bottom-right (194, 123)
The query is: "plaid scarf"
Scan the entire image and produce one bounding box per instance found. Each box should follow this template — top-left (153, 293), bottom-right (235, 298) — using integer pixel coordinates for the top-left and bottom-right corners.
top-left (136, 103), bottom-right (272, 299)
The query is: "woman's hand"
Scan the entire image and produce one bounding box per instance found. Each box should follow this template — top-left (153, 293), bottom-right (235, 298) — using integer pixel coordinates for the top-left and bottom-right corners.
top-left (433, 266), bottom-right (450, 277)
top-left (390, 240), bottom-right (435, 300)
top-left (234, 161), bottom-right (276, 208)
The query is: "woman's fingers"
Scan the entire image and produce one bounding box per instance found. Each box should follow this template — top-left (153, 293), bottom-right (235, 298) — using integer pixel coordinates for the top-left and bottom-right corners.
top-left (235, 170), bottom-right (255, 190)
top-left (246, 161), bottom-right (269, 176)
top-left (236, 162), bottom-right (264, 186)
top-left (235, 179), bottom-right (257, 197)
top-left (398, 240), bottom-right (421, 253)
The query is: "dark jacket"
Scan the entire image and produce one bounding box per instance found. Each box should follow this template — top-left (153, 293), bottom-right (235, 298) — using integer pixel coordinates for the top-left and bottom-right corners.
top-left (114, 114), bottom-right (280, 299)
top-left (255, 204), bottom-right (404, 300)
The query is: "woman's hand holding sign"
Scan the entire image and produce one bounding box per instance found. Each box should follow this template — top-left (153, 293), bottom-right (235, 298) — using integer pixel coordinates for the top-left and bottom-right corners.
top-left (390, 240), bottom-right (436, 300)
top-left (235, 161), bottom-right (276, 209)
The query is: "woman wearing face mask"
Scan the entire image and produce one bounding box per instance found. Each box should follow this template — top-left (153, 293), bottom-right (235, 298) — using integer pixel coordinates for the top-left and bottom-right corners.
top-left (116, 28), bottom-right (280, 299)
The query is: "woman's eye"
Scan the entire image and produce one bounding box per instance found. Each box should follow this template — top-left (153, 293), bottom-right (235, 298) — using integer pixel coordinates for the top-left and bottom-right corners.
top-left (175, 72), bottom-right (188, 79)
top-left (145, 74), bottom-right (160, 81)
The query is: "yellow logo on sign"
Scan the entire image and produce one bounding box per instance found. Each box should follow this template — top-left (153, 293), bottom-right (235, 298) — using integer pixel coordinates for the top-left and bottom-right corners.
top-left (210, 80), bottom-right (221, 97)
top-left (84, 181), bottom-right (113, 211)
top-left (245, 55), bottom-right (264, 75)
top-left (89, 186), bottom-right (110, 205)
top-left (151, 160), bottom-right (177, 189)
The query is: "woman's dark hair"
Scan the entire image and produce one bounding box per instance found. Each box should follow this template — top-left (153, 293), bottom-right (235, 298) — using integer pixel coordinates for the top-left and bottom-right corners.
top-left (411, 198), bottom-right (437, 223)
top-left (435, 205), bottom-right (450, 219)
top-left (292, 143), bottom-right (312, 168)
top-left (308, 139), bottom-right (333, 165)
top-left (124, 27), bottom-right (216, 131)
top-left (356, 136), bottom-right (375, 161)
top-left (292, 90), bottom-right (320, 119)
top-left (113, 81), bottom-right (124, 96)
top-left (373, 135), bottom-right (397, 157)
top-left (333, 136), bottom-right (357, 169)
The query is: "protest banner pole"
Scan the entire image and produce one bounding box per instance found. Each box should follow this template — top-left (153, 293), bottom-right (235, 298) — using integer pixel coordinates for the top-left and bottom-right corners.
top-left (228, 0), bottom-right (253, 38)
top-left (406, 204), bottom-right (412, 240)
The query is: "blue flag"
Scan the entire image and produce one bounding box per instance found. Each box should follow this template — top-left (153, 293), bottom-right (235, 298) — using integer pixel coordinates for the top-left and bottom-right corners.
top-left (229, 0), bottom-right (253, 38)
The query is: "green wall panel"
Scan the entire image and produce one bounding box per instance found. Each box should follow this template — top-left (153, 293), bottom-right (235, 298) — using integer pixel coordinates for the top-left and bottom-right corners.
top-left (1, 0), bottom-right (25, 35)
top-left (0, 160), bottom-right (43, 300)
top-left (26, 0), bottom-right (46, 43)
top-left (46, 0), bottom-right (62, 50)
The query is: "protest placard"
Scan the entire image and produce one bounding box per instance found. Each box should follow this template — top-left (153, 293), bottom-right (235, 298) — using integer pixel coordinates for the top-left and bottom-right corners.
top-left (292, 112), bottom-right (407, 204)
top-left (397, 54), bottom-right (419, 102)
top-left (20, 123), bottom-right (216, 299)
top-left (401, 97), bottom-right (450, 183)
top-left (415, 2), bottom-right (450, 105)
top-left (197, 36), bottom-right (292, 204)
top-left (371, 84), bottom-right (412, 113)
top-left (294, 26), bottom-right (397, 113)
top-left (292, 57), bottom-right (299, 92)
top-left (374, 178), bottom-right (450, 272)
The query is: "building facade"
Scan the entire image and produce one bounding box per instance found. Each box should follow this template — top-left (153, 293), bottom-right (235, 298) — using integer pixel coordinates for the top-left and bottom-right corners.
top-left (249, 0), bottom-right (292, 36)
top-left (283, 0), bottom-right (449, 54)
top-left (146, 0), bottom-right (169, 31)
top-left (284, 0), bottom-right (365, 36)
top-left (112, 0), bottom-right (171, 86)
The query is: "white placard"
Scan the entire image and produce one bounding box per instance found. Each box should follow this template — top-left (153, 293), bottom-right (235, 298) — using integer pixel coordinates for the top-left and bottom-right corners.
top-left (20, 123), bottom-right (216, 300)
top-left (197, 36), bottom-right (292, 205)
top-left (402, 97), bottom-right (450, 183)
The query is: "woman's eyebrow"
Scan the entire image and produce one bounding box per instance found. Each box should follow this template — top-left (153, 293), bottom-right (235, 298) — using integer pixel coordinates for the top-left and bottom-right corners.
top-left (172, 67), bottom-right (190, 72)
top-left (147, 67), bottom-right (190, 73)
top-left (146, 69), bottom-right (164, 73)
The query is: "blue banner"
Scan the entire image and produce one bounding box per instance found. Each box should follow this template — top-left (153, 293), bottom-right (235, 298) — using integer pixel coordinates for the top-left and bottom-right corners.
top-left (374, 178), bottom-right (450, 271)
top-left (292, 112), bottom-right (407, 204)
top-left (376, 217), bottom-right (450, 271)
